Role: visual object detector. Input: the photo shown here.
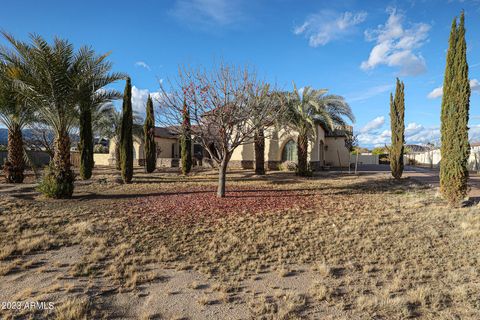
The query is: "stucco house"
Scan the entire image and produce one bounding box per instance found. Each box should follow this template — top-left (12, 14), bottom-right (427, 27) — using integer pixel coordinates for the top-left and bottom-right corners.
top-left (106, 124), bottom-right (353, 170)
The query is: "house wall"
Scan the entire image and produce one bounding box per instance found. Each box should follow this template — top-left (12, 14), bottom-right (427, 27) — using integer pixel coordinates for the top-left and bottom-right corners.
top-left (93, 153), bottom-right (110, 166)
top-left (155, 137), bottom-right (180, 159)
top-left (108, 138), bottom-right (145, 166)
top-left (324, 137), bottom-right (349, 167)
top-left (107, 136), bottom-right (194, 167)
top-left (230, 125), bottom-right (331, 169)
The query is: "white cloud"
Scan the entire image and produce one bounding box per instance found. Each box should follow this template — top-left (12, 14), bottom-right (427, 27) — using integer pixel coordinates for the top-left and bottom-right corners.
top-left (135, 61), bottom-right (151, 71)
top-left (357, 121), bottom-right (480, 147)
top-left (470, 125), bottom-right (480, 142)
top-left (470, 79), bottom-right (480, 92)
top-left (360, 116), bottom-right (385, 133)
top-left (294, 10), bottom-right (367, 47)
top-left (405, 124), bottom-right (439, 144)
top-left (427, 79), bottom-right (480, 99)
top-left (358, 122), bottom-right (439, 147)
top-left (357, 129), bottom-right (391, 147)
top-left (360, 8), bottom-right (430, 76)
top-left (347, 84), bottom-right (393, 102)
top-left (427, 86), bottom-right (443, 99)
top-left (131, 86), bottom-right (162, 117)
top-left (405, 122), bottom-right (425, 137)
top-left (170, 0), bottom-right (243, 26)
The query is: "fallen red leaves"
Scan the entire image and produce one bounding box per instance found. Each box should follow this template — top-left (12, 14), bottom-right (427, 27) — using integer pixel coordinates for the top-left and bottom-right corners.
top-left (122, 186), bottom-right (320, 223)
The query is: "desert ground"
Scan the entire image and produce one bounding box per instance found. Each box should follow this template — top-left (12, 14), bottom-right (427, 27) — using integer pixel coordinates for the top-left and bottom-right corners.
top-left (1, 167), bottom-right (480, 319)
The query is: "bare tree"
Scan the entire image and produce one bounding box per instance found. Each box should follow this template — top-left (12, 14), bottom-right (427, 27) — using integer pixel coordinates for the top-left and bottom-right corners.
top-left (24, 123), bottom-right (55, 158)
top-left (159, 63), bottom-right (281, 197)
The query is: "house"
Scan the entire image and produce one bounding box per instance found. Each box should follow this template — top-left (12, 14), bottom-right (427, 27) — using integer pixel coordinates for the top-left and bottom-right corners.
top-left (230, 125), bottom-right (352, 170)
top-left (106, 124), bottom-right (353, 170)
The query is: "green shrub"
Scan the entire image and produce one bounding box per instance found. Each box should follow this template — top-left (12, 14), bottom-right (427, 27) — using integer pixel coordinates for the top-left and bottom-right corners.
top-left (93, 144), bottom-right (108, 154)
top-left (37, 164), bottom-right (75, 198)
top-left (279, 161), bottom-right (297, 172)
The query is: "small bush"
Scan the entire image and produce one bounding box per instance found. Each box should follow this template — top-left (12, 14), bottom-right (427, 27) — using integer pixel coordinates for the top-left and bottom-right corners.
top-left (93, 144), bottom-right (108, 154)
top-left (37, 164), bottom-right (75, 199)
top-left (279, 161), bottom-right (297, 172)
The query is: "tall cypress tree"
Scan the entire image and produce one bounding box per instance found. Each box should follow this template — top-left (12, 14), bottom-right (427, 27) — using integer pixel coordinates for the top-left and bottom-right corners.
top-left (180, 98), bottom-right (192, 175)
top-left (440, 12), bottom-right (470, 205)
top-left (144, 95), bottom-right (156, 173)
top-left (389, 78), bottom-right (405, 180)
top-left (120, 77), bottom-right (133, 183)
top-left (79, 102), bottom-right (93, 180)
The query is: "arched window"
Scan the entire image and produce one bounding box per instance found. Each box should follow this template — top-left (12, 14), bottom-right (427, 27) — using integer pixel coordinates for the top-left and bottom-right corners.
top-left (282, 139), bottom-right (297, 162)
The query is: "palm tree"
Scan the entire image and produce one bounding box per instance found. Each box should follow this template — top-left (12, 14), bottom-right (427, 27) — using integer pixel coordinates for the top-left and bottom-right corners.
top-left (75, 47), bottom-right (124, 180)
top-left (0, 61), bottom-right (33, 183)
top-left (283, 84), bottom-right (354, 176)
top-left (0, 33), bottom-right (83, 198)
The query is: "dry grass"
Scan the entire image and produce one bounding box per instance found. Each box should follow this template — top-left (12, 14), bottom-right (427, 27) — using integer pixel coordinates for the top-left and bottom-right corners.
top-left (53, 298), bottom-right (89, 320)
top-left (1, 169), bottom-right (480, 318)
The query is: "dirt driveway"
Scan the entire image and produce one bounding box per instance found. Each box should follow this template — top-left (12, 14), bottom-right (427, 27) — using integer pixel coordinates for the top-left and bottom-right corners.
top-left (356, 164), bottom-right (480, 200)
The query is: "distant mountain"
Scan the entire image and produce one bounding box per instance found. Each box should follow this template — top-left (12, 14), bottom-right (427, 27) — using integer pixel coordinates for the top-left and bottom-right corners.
top-left (0, 128), bottom-right (80, 147)
top-left (0, 128), bottom-right (36, 145)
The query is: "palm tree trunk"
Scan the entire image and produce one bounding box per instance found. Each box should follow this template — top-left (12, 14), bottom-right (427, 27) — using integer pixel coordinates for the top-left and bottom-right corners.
top-left (4, 125), bottom-right (25, 183)
top-left (297, 132), bottom-right (309, 176)
top-left (54, 131), bottom-right (71, 172)
top-left (254, 128), bottom-right (265, 175)
top-left (51, 129), bottom-right (75, 198)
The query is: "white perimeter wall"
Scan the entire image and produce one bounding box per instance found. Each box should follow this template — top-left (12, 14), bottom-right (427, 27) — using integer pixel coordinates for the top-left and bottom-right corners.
top-left (349, 154), bottom-right (379, 165)
top-left (404, 146), bottom-right (480, 171)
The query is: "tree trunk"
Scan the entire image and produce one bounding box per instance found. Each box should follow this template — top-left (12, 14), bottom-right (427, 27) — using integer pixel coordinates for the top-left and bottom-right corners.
top-left (217, 154), bottom-right (231, 198)
top-left (254, 128), bottom-right (265, 175)
top-left (51, 130), bottom-right (75, 198)
top-left (4, 125), bottom-right (25, 183)
top-left (115, 142), bottom-right (121, 170)
top-left (54, 131), bottom-right (72, 173)
top-left (297, 132), bottom-right (309, 176)
top-left (79, 105), bottom-right (93, 180)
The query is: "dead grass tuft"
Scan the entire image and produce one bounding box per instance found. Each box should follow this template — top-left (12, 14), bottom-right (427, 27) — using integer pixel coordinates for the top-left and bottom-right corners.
top-left (54, 298), bottom-right (89, 320)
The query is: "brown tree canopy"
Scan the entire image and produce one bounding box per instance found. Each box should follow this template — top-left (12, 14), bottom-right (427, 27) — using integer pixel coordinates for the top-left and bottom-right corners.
top-left (159, 63), bottom-right (282, 197)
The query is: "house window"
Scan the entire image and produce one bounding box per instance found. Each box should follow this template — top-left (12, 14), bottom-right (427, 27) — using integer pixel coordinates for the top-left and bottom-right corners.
top-left (282, 140), bottom-right (297, 162)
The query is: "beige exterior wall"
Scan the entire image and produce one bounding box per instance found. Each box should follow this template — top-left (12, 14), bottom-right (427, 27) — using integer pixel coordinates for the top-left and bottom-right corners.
top-left (108, 138), bottom-right (143, 160)
top-left (93, 153), bottom-right (111, 166)
top-left (108, 137), bottom-right (181, 161)
top-left (107, 136), bottom-right (188, 167)
top-left (106, 125), bottom-right (350, 169)
top-left (231, 125), bottom-right (333, 164)
top-left (155, 137), bottom-right (180, 159)
top-left (324, 137), bottom-right (349, 167)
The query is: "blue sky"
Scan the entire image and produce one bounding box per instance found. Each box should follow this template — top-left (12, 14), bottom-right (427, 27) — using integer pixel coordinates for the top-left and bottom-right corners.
top-left (1, 0), bottom-right (480, 147)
